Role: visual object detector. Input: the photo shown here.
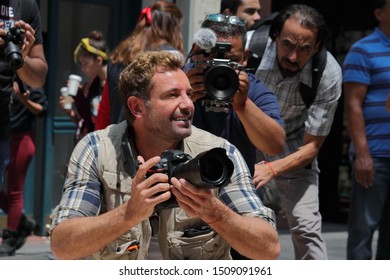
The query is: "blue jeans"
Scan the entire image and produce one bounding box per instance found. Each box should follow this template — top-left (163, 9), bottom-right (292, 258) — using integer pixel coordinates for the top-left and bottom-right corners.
top-left (0, 138), bottom-right (10, 188)
top-left (347, 157), bottom-right (390, 259)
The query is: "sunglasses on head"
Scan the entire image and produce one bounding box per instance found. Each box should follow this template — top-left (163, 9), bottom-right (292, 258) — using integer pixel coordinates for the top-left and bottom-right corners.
top-left (204, 13), bottom-right (246, 27)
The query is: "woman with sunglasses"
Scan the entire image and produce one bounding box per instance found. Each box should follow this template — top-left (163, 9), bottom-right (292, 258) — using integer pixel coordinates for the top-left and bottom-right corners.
top-left (59, 30), bottom-right (109, 142)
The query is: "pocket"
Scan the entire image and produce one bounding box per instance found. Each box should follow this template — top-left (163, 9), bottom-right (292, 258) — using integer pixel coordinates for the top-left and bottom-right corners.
top-left (167, 229), bottom-right (230, 260)
top-left (98, 227), bottom-right (144, 260)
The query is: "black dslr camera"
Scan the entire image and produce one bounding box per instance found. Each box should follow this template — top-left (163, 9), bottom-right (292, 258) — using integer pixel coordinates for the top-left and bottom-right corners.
top-left (195, 42), bottom-right (243, 113)
top-left (1, 27), bottom-right (25, 70)
top-left (146, 147), bottom-right (234, 211)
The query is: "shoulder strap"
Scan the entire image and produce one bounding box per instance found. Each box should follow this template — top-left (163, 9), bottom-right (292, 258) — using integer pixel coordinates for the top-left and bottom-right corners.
top-left (247, 12), bottom-right (279, 74)
top-left (299, 46), bottom-right (327, 108)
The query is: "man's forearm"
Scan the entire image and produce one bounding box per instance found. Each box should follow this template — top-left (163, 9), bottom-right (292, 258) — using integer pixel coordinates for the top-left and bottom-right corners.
top-left (270, 138), bottom-right (325, 176)
top-left (50, 204), bottom-right (138, 259)
top-left (236, 99), bottom-right (285, 155)
top-left (208, 201), bottom-right (280, 259)
top-left (17, 56), bottom-right (48, 87)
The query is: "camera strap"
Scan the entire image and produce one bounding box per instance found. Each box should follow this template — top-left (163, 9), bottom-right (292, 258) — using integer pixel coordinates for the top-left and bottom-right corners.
top-left (121, 126), bottom-right (138, 178)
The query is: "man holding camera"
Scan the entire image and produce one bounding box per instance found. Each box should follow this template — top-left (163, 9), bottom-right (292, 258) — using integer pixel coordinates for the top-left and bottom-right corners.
top-left (186, 13), bottom-right (285, 178)
top-left (0, 0), bottom-right (47, 185)
top-left (49, 51), bottom-right (280, 260)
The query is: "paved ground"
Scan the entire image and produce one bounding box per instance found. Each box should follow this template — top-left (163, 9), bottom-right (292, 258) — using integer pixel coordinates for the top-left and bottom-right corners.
top-left (1, 220), bottom-right (376, 260)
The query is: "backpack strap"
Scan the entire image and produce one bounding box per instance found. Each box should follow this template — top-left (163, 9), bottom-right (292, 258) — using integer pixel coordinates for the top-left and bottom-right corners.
top-left (299, 46), bottom-right (327, 108)
top-left (247, 12), bottom-right (278, 74)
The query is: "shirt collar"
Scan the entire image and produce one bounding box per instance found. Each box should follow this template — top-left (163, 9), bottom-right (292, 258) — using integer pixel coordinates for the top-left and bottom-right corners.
top-left (375, 27), bottom-right (390, 47)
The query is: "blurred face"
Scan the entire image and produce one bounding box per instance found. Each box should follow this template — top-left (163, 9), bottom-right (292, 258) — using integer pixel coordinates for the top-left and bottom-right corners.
top-left (78, 55), bottom-right (101, 79)
top-left (143, 67), bottom-right (194, 142)
top-left (275, 18), bottom-right (319, 77)
top-left (375, 1), bottom-right (390, 26)
top-left (236, 0), bottom-right (261, 29)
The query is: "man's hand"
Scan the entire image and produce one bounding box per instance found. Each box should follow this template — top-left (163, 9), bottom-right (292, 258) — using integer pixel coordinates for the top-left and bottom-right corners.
top-left (125, 156), bottom-right (172, 222)
top-left (232, 70), bottom-right (249, 109)
top-left (253, 162), bottom-right (275, 189)
top-left (185, 67), bottom-right (206, 102)
top-left (14, 20), bottom-right (36, 61)
top-left (13, 81), bottom-right (30, 103)
top-left (354, 153), bottom-right (375, 188)
top-left (170, 177), bottom-right (223, 224)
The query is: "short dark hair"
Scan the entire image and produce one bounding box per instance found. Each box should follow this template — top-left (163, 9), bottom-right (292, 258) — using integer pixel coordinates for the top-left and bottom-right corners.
top-left (220, 0), bottom-right (242, 14)
top-left (269, 4), bottom-right (329, 50)
top-left (201, 17), bottom-right (247, 48)
top-left (371, 0), bottom-right (388, 10)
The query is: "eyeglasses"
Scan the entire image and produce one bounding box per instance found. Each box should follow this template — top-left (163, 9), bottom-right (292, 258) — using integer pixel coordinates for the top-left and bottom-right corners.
top-left (204, 13), bottom-right (246, 27)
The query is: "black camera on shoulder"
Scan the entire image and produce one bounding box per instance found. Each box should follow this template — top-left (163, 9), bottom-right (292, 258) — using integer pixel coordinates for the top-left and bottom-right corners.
top-left (195, 42), bottom-right (243, 113)
top-left (1, 27), bottom-right (25, 70)
top-left (146, 147), bottom-right (234, 212)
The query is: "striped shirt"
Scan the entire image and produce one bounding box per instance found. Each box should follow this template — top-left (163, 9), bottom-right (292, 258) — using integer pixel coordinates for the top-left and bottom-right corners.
top-left (343, 27), bottom-right (390, 158)
top-left (50, 124), bottom-right (276, 230)
top-left (255, 38), bottom-right (342, 161)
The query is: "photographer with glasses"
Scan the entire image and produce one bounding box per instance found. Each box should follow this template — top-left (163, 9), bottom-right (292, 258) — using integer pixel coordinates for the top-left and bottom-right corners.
top-left (185, 13), bottom-right (285, 259)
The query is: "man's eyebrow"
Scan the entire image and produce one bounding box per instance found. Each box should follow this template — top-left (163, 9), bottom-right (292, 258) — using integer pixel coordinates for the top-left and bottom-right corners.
top-left (244, 7), bottom-right (260, 13)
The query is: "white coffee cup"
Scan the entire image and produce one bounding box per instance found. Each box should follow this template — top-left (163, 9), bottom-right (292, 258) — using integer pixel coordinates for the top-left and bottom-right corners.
top-left (60, 86), bottom-right (72, 110)
top-left (67, 74), bottom-right (82, 96)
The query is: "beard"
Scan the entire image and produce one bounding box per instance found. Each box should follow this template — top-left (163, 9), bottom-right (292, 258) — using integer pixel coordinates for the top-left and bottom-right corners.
top-left (278, 58), bottom-right (302, 77)
top-left (144, 107), bottom-right (192, 143)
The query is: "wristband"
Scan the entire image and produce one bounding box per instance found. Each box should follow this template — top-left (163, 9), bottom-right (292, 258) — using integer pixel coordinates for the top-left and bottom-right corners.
top-left (257, 160), bottom-right (276, 176)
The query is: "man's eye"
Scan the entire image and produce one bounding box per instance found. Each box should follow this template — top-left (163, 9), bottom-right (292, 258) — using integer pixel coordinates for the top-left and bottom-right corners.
top-left (245, 8), bottom-right (258, 15)
top-left (282, 41), bottom-right (294, 49)
top-left (300, 46), bottom-right (313, 53)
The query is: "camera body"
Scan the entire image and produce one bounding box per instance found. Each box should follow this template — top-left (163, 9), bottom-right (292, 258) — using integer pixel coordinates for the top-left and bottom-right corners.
top-left (195, 42), bottom-right (243, 113)
top-left (1, 27), bottom-right (25, 70)
top-left (146, 148), bottom-right (234, 211)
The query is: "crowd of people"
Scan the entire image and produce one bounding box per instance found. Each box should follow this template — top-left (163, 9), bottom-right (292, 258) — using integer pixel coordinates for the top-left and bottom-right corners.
top-left (1, 0), bottom-right (390, 260)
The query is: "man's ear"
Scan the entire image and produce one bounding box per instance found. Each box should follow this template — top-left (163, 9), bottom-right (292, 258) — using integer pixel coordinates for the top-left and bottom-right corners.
top-left (127, 96), bottom-right (144, 119)
top-left (242, 48), bottom-right (249, 68)
top-left (313, 42), bottom-right (321, 56)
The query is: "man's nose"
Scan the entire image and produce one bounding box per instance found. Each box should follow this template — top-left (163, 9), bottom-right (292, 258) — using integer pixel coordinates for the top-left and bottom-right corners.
top-left (287, 49), bottom-right (298, 62)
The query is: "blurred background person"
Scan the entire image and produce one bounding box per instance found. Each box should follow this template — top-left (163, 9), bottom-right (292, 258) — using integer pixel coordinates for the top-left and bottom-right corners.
top-left (95, 0), bottom-right (184, 130)
top-left (59, 30), bottom-right (109, 142)
top-left (0, 80), bottom-right (47, 256)
top-left (343, 0), bottom-right (390, 260)
top-left (220, 0), bottom-right (261, 29)
top-left (0, 0), bottom-right (47, 191)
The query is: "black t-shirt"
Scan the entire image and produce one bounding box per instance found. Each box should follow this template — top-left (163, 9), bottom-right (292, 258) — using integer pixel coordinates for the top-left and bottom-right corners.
top-left (0, 0), bottom-right (43, 139)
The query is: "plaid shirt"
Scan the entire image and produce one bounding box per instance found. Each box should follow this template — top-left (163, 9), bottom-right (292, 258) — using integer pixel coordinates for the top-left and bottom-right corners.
top-left (255, 39), bottom-right (342, 160)
top-left (50, 125), bottom-right (276, 231)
